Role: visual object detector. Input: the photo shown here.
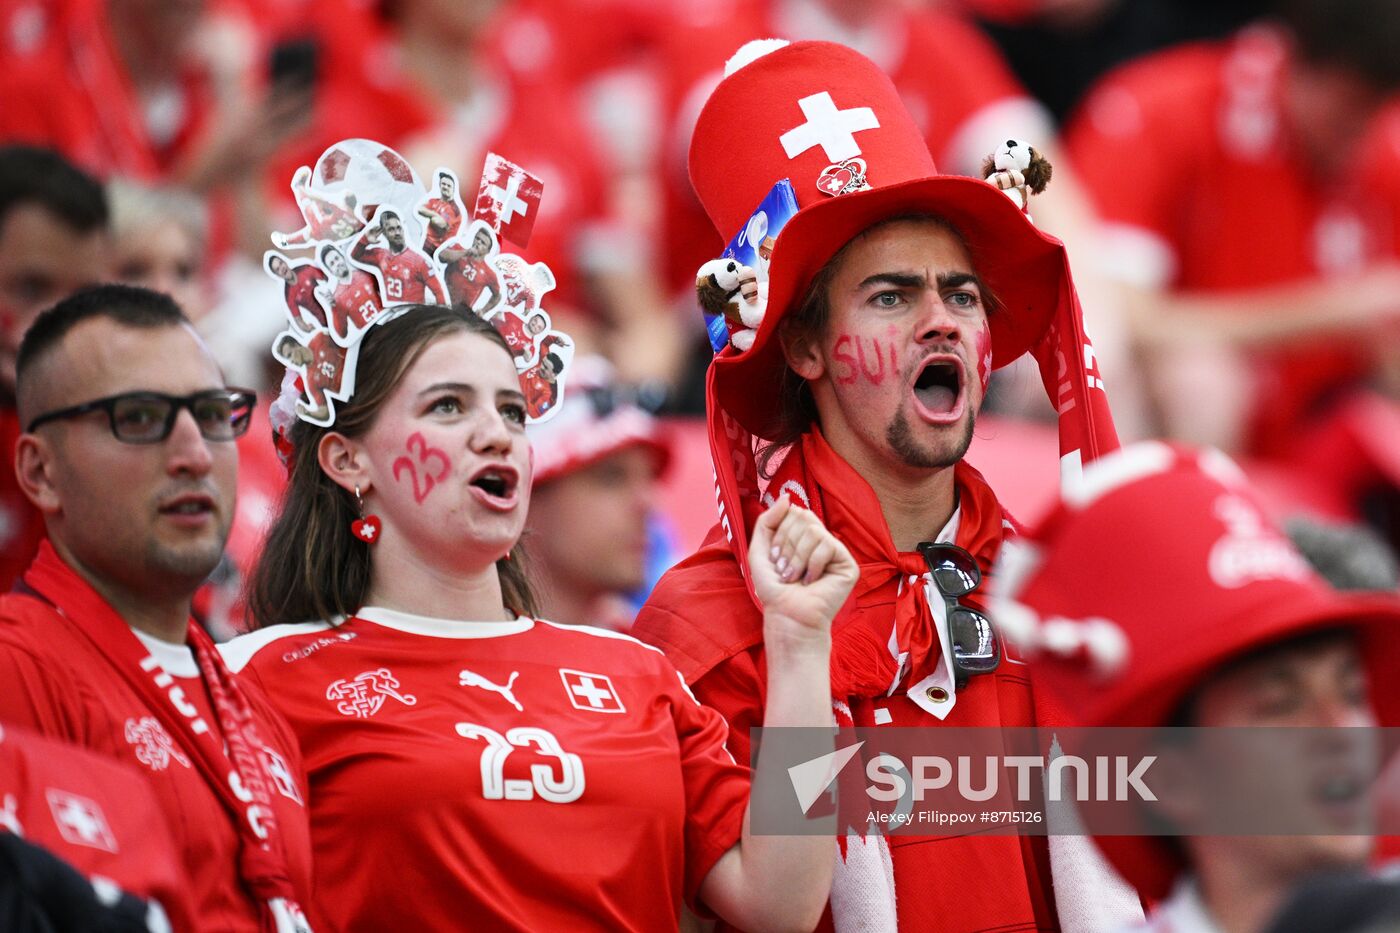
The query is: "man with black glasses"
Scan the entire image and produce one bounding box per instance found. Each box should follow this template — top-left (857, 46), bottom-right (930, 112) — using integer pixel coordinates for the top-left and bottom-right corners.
top-left (0, 285), bottom-right (315, 931)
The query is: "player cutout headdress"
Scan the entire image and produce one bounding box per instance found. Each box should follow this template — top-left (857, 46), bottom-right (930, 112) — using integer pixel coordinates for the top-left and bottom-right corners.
top-left (264, 139), bottom-right (572, 465)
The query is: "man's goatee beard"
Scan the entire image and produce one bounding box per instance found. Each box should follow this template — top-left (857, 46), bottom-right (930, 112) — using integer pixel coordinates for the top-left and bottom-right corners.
top-left (887, 408), bottom-right (976, 470)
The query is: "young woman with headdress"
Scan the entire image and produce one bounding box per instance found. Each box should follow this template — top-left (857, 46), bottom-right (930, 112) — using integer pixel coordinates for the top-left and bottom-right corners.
top-left (222, 303), bottom-right (855, 931)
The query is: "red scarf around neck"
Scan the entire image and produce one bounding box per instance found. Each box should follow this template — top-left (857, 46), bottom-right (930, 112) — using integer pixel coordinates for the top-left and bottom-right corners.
top-left (765, 429), bottom-right (1010, 698)
top-left (22, 542), bottom-right (310, 933)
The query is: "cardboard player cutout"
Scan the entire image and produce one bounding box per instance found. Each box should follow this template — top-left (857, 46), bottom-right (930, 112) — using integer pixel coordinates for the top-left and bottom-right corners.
top-left (437, 219), bottom-right (502, 314)
top-left (348, 205), bottom-right (446, 307)
top-left (416, 168), bottom-right (467, 257)
top-left (265, 140), bottom-right (572, 451)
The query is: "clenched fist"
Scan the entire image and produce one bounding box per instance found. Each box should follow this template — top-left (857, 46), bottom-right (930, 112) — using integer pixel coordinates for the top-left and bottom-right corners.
top-left (747, 494), bottom-right (858, 646)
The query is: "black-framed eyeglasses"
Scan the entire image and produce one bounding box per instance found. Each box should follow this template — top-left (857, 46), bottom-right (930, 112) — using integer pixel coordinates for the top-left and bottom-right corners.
top-left (26, 389), bottom-right (257, 444)
top-left (917, 541), bottom-right (1001, 689)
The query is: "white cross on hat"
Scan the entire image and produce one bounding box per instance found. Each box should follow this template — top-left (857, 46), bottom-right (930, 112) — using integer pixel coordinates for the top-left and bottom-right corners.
top-left (779, 91), bottom-right (880, 163)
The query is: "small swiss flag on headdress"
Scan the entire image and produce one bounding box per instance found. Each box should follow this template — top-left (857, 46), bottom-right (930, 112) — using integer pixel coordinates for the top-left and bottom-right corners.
top-left (474, 153), bottom-right (544, 249)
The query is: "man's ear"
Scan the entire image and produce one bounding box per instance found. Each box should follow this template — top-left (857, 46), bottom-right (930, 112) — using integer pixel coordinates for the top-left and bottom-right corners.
top-left (780, 320), bottom-right (825, 381)
top-left (14, 434), bottom-right (62, 515)
top-left (317, 431), bottom-right (372, 497)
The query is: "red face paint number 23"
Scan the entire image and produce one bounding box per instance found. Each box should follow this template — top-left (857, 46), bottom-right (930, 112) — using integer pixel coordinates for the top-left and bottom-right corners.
top-left (393, 432), bottom-right (451, 504)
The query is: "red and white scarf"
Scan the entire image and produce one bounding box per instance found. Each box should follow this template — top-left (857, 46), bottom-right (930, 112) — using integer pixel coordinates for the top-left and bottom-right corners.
top-left (23, 542), bottom-right (311, 933)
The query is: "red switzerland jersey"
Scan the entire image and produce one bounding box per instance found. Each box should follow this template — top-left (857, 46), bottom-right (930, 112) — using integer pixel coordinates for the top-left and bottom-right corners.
top-left (302, 332), bottom-right (347, 409)
top-left (0, 722), bottom-right (195, 931)
top-left (328, 270), bottom-right (384, 336)
top-left (443, 252), bottom-right (499, 310)
top-left (421, 198), bottom-right (463, 254)
top-left (284, 266), bottom-right (329, 328)
top-left (491, 310), bottom-right (534, 362)
top-left (1067, 27), bottom-right (1400, 456)
top-left (0, 588), bottom-right (314, 931)
top-left (351, 241), bottom-right (447, 305)
top-left (223, 610), bottom-right (749, 932)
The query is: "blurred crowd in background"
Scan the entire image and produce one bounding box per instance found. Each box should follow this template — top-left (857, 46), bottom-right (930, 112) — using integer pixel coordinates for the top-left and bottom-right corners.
top-left (3, 0), bottom-right (1399, 635)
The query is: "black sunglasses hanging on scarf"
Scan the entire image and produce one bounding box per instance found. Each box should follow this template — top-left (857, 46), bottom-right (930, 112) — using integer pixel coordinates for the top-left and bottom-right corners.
top-left (916, 541), bottom-right (1001, 689)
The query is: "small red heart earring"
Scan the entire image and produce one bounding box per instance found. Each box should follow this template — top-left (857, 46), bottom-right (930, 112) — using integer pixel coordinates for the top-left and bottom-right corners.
top-left (350, 485), bottom-right (381, 545)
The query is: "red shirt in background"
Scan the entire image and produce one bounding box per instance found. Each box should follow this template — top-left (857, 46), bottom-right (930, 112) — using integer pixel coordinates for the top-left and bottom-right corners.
top-left (0, 722), bottom-right (195, 931)
top-left (1066, 26), bottom-right (1400, 457)
top-left (224, 611), bottom-right (749, 932)
top-left (261, 3), bottom-right (616, 319)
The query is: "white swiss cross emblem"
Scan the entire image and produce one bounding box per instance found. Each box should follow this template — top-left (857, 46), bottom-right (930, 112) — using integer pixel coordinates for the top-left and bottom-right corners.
top-left (46, 790), bottom-right (117, 852)
top-left (780, 91), bottom-right (880, 163)
top-left (488, 173), bottom-right (530, 224)
top-left (559, 669), bottom-right (625, 714)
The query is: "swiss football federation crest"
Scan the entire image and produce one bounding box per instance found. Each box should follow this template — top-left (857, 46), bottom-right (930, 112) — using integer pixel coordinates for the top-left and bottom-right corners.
top-left (46, 790), bottom-right (117, 852)
top-left (124, 716), bottom-right (191, 771)
top-left (559, 669), bottom-right (625, 714)
top-left (326, 668), bottom-right (419, 718)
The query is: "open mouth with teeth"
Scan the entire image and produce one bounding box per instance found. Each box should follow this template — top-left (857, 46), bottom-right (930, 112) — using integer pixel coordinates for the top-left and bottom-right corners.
top-left (911, 358), bottom-right (965, 423)
top-left (469, 466), bottom-right (520, 509)
top-left (159, 496), bottom-right (214, 517)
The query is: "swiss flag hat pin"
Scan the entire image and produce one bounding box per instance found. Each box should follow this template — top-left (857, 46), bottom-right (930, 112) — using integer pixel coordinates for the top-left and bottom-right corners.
top-left (690, 40), bottom-right (1068, 438)
top-left (991, 441), bottom-right (1400, 901)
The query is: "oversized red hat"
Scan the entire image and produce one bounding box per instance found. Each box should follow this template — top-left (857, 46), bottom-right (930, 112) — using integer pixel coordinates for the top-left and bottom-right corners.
top-left (992, 441), bottom-right (1400, 900)
top-left (690, 40), bottom-right (1068, 438)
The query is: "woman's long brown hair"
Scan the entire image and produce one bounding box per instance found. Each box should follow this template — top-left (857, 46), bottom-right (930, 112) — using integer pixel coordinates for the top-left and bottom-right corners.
top-left (247, 305), bottom-right (538, 628)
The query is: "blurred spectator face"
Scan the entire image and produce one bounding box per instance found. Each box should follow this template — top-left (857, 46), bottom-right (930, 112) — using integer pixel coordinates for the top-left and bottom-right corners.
top-left (1181, 633), bottom-right (1376, 877)
top-left (0, 206), bottom-right (108, 397)
top-left (1286, 65), bottom-right (1391, 175)
top-left (109, 181), bottom-right (208, 320)
top-left (112, 220), bottom-right (204, 319)
top-left (400, 0), bottom-right (504, 41)
top-left (529, 446), bottom-right (660, 597)
top-left (109, 0), bottom-right (204, 48)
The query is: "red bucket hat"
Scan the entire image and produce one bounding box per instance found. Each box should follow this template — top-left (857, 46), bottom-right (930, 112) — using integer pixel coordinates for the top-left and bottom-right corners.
top-left (690, 40), bottom-right (1067, 438)
top-left (992, 441), bottom-right (1400, 900)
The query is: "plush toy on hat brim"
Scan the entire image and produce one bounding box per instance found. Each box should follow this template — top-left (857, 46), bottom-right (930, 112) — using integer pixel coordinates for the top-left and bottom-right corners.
top-left (689, 40), bottom-right (1071, 439)
top-left (992, 441), bottom-right (1400, 902)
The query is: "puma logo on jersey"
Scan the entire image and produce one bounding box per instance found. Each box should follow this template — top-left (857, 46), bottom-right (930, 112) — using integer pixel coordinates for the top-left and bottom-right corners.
top-left (459, 669), bottom-right (524, 711)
